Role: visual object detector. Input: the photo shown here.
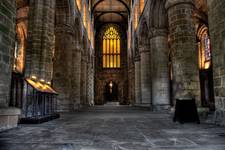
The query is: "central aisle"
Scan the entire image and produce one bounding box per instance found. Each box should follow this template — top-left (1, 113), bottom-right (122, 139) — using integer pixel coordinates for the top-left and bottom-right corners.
top-left (1, 106), bottom-right (225, 150)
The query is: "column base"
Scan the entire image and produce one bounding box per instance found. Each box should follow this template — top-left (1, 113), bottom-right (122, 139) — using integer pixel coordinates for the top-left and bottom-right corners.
top-left (214, 110), bottom-right (225, 126)
top-left (133, 103), bottom-right (152, 110)
top-left (0, 107), bottom-right (21, 132)
top-left (73, 104), bottom-right (82, 110)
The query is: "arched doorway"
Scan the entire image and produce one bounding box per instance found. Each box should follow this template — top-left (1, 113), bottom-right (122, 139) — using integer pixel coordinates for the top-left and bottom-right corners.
top-left (104, 81), bottom-right (118, 103)
top-left (197, 24), bottom-right (215, 110)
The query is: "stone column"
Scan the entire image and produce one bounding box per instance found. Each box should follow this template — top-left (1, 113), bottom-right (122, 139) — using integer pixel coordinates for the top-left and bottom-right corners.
top-left (71, 43), bottom-right (81, 110)
top-left (25, 0), bottom-right (55, 82)
top-left (80, 53), bottom-right (87, 105)
top-left (128, 62), bottom-right (135, 105)
top-left (150, 29), bottom-right (170, 110)
top-left (134, 56), bottom-right (141, 104)
top-left (87, 53), bottom-right (94, 106)
top-left (140, 46), bottom-right (152, 105)
top-left (53, 27), bottom-right (74, 112)
top-left (0, 0), bottom-right (15, 107)
top-left (166, 0), bottom-right (200, 102)
top-left (207, 0), bottom-right (225, 125)
top-left (0, 0), bottom-right (21, 131)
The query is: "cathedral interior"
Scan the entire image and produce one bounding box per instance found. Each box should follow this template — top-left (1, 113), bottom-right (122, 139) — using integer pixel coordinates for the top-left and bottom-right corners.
top-left (1, 0), bottom-right (225, 149)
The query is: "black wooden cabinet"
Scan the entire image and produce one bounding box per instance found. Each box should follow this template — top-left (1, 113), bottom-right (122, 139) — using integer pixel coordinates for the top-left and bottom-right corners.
top-left (173, 98), bottom-right (200, 124)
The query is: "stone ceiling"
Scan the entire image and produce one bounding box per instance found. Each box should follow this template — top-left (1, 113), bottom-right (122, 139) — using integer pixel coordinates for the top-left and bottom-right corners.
top-left (92, 0), bottom-right (130, 23)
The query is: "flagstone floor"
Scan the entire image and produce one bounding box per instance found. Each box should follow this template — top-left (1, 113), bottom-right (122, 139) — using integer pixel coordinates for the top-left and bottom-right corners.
top-left (1, 106), bottom-right (225, 150)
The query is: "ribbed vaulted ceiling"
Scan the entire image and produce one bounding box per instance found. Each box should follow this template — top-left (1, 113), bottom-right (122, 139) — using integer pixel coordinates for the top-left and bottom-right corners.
top-left (92, 0), bottom-right (130, 22)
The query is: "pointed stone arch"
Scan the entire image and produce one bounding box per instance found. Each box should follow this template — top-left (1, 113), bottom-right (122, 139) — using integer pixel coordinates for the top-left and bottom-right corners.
top-left (149, 0), bottom-right (168, 29)
top-left (138, 18), bottom-right (150, 48)
top-left (136, 17), bottom-right (152, 106)
top-left (74, 17), bottom-right (82, 46)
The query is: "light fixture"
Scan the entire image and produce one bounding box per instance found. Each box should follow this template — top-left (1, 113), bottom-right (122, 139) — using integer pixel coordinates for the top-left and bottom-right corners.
top-left (40, 79), bottom-right (45, 83)
top-left (31, 75), bottom-right (37, 80)
top-left (109, 81), bottom-right (113, 88)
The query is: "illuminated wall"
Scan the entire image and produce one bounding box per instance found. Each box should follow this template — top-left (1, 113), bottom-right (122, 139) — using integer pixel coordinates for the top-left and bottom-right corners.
top-left (139, 0), bottom-right (145, 14)
top-left (76, 0), bottom-right (81, 11)
top-left (134, 5), bottom-right (138, 30)
top-left (83, 3), bottom-right (87, 28)
top-left (14, 24), bottom-right (26, 73)
top-left (103, 27), bottom-right (121, 68)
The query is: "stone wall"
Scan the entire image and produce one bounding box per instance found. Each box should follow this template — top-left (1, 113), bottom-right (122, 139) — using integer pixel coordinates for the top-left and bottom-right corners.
top-left (207, 0), bottom-right (225, 125)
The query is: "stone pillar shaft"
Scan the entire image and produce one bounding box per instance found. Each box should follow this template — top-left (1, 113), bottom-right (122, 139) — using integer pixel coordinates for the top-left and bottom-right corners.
top-left (150, 29), bottom-right (170, 110)
top-left (140, 49), bottom-right (151, 104)
top-left (25, 0), bottom-right (55, 82)
top-left (166, 0), bottom-right (200, 101)
top-left (80, 55), bottom-right (87, 105)
top-left (53, 29), bottom-right (74, 112)
top-left (71, 46), bottom-right (81, 109)
top-left (134, 58), bottom-right (141, 104)
top-left (0, 0), bottom-right (16, 107)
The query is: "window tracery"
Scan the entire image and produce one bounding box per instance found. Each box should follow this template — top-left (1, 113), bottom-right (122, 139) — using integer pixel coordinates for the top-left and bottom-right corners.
top-left (198, 25), bottom-right (211, 70)
top-left (102, 27), bottom-right (121, 68)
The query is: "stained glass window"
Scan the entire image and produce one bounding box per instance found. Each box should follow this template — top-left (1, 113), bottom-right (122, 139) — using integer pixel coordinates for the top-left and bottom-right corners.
top-left (103, 27), bottom-right (121, 68)
top-left (204, 34), bottom-right (211, 61)
top-left (198, 26), bottom-right (211, 70)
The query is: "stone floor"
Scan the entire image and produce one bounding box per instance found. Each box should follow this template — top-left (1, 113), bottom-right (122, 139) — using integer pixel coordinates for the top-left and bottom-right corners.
top-left (1, 106), bottom-right (225, 150)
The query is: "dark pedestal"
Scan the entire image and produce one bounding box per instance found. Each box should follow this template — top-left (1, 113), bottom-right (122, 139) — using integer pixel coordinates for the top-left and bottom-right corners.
top-left (173, 98), bottom-right (200, 124)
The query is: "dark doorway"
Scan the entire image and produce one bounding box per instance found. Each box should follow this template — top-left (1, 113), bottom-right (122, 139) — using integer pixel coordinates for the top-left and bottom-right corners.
top-left (104, 81), bottom-right (118, 102)
top-left (199, 68), bottom-right (215, 110)
top-left (169, 54), bottom-right (174, 107)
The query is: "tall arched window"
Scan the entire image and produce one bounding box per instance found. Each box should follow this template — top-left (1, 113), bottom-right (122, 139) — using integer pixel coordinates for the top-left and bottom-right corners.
top-left (198, 25), bottom-right (211, 70)
top-left (103, 27), bottom-right (121, 68)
